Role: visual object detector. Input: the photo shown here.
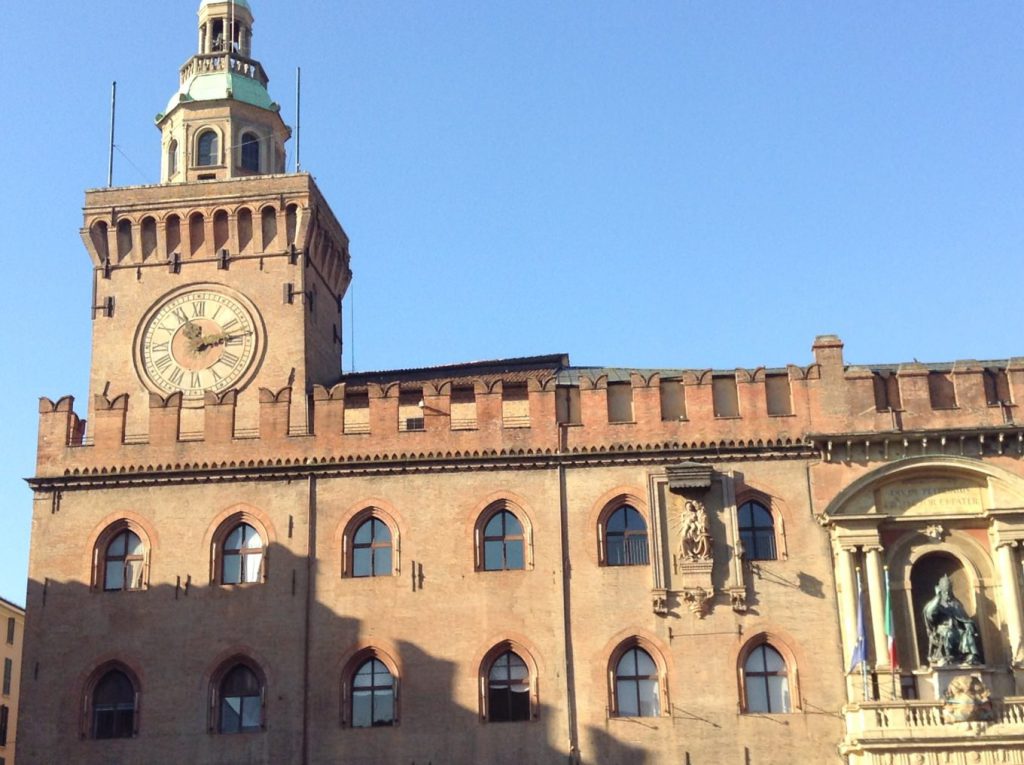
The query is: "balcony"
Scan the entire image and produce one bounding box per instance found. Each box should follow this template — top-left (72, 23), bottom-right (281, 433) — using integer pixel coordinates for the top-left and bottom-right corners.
top-left (841, 697), bottom-right (1024, 763)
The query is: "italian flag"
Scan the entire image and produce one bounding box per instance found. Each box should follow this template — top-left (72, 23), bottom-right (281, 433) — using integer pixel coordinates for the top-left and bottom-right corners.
top-left (884, 566), bottom-right (898, 668)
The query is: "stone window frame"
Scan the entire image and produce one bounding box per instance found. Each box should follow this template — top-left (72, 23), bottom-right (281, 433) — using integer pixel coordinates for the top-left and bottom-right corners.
top-left (478, 640), bottom-right (540, 723)
top-left (606, 636), bottom-right (670, 719)
top-left (208, 656), bottom-right (267, 734)
top-left (80, 660), bottom-right (141, 740)
top-left (194, 126), bottom-right (223, 168)
top-left (473, 499), bottom-right (534, 573)
top-left (90, 519), bottom-right (152, 593)
top-left (735, 489), bottom-right (788, 562)
top-left (341, 507), bottom-right (402, 579)
top-left (736, 633), bottom-right (800, 714)
top-left (339, 646), bottom-right (401, 728)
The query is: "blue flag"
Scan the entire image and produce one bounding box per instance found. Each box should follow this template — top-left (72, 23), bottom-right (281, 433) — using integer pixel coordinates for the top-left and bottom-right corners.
top-left (849, 571), bottom-right (867, 672)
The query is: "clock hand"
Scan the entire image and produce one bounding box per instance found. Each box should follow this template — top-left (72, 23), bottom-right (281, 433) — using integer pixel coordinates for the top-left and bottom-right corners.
top-left (196, 330), bottom-right (253, 352)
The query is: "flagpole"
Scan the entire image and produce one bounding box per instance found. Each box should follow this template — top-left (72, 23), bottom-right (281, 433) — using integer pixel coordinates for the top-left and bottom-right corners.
top-left (884, 565), bottom-right (898, 700)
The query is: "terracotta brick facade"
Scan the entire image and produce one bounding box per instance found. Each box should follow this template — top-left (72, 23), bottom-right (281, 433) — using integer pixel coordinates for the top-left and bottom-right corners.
top-left (17, 3), bottom-right (1024, 764)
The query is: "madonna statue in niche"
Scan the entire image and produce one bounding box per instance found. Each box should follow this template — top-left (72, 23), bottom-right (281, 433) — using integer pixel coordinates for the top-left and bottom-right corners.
top-left (923, 575), bottom-right (983, 666)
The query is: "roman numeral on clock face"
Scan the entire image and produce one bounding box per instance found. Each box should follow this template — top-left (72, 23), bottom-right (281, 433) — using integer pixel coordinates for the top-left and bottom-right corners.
top-left (154, 354), bottom-right (173, 372)
top-left (191, 301), bottom-right (206, 318)
top-left (168, 367), bottom-right (185, 385)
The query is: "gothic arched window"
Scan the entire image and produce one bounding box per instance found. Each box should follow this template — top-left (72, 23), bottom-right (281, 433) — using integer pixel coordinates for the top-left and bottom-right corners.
top-left (486, 650), bottom-right (531, 722)
top-left (91, 669), bottom-right (136, 739)
top-left (743, 644), bottom-right (790, 713)
top-left (103, 529), bottom-right (145, 591)
top-left (220, 522), bottom-right (264, 585)
top-left (613, 646), bottom-right (661, 717)
top-left (351, 658), bottom-right (396, 727)
top-left (217, 663), bottom-right (263, 733)
top-left (481, 510), bottom-right (525, 571)
top-left (738, 500), bottom-right (776, 561)
top-left (604, 505), bottom-right (649, 566)
top-left (351, 518), bottom-right (393, 577)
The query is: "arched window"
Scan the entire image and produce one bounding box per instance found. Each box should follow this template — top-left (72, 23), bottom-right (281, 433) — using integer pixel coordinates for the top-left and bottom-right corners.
top-left (221, 523), bottom-right (264, 584)
top-left (604, 505), bottom-right (649, 566)
top-left (743, 644), bottom-right (790, 713)
top-left (197, 130), bottom-right (219, 166)
top-left (351, 658), bottom-right (396, 727)
top-left (240, 131), bottom-right (260, 172)
top-left (486, 651), bottom-right (530, 722)
top-left (352, 518), bottom-right (392, 577)
top-left (92, 669), bottom-right (136, 739)
top-left (738, 500), bottom-right (776, 561)
top-left (218, 663), bottom-right (263, 733)
top-left (167, 139), bottom-right (178, 176)
top-left (482, 510), bottom-right (524, 571)
top-left (341, 648), bottom-right (400, 727)
top-left (613, 646), bottom-right (661, 717)
top-left (104, 529), bottom-right (145, 591)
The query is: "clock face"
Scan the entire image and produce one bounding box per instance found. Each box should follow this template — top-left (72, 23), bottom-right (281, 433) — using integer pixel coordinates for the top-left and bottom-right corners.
top-left (138, 287), bottom-right (262, 399)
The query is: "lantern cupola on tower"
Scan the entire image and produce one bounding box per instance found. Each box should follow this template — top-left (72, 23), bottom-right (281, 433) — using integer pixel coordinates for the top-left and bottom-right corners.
top-left (157, 0), bottom-right (290, 183)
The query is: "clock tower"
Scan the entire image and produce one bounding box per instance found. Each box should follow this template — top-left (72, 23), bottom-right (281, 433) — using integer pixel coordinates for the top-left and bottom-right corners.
top-left (82, 0), bottom-right (350, 438)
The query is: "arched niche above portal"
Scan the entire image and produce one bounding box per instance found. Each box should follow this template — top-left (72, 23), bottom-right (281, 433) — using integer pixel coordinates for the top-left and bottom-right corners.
top-left (822, 456), bottom-right (1024, 523)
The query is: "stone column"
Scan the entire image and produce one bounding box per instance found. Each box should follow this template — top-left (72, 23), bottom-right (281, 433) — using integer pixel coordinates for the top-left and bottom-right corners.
top-left (996, 542), bottom-right (1024, 663)
top-left (865, 546), bottom-right (890, 669)
top-left (835, 546), bottom-right (859, 662)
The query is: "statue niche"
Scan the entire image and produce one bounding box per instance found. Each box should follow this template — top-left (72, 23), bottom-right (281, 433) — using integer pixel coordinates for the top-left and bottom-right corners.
top-left (923, 574), bottom-right (983, 667)
top-left (680, 500), bottom-right (713, 561)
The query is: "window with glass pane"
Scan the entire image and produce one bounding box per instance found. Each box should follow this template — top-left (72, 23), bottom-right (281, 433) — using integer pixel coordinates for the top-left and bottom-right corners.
top-left (92, 670), bottom-right (135, 739)
top-left (483, 511), bottom-right (524, 571)
top-left (222, 523), bottom-right (263, 584)
top-left (240, 132), bottom-right (260, 172)
top-left (738, 501), bottom-right (776, 560)
top-left (219, 665), bottom-right (262, 733)
top-left (198, 131), bottom-right (219, 166)
top-left (2, 659), bottom-right (10, 694)
top-left (744, 644), bottom-right (790, 713)
top-left (614, 647), bottom-right (660, 717)
top-left (351, 658), bottom-right (395, 727)
top-left (104, 530), bottom-right (145, 591)
top-left (605, 506), bottom-right (649, 566)
top-left (352, 519), bottom-right (392, 577)
top-left (488, 651), bottom-right (530, 722)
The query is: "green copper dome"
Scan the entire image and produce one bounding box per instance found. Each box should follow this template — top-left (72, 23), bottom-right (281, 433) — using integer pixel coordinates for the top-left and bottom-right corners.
top-left (166, 70), bottom-right (275, 115)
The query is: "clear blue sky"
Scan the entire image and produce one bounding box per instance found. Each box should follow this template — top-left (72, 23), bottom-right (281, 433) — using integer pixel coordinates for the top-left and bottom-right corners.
top-left (0, 1), bottom-right (1020, 603)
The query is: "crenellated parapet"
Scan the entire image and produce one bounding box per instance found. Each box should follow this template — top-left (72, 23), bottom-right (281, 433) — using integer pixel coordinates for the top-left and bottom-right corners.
top-left (35, 338), bottom-right (1024, 477)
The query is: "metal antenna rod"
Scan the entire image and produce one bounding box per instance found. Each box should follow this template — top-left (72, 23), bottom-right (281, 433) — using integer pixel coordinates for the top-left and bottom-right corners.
top-left (107, 81), bottom-right (117, 187)
top-left (295, 67), bottom-right (302, 172)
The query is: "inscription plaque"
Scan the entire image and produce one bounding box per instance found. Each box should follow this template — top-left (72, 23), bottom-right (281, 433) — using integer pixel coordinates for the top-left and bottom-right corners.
top-left (878, 479), bottom-right (984, 515)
